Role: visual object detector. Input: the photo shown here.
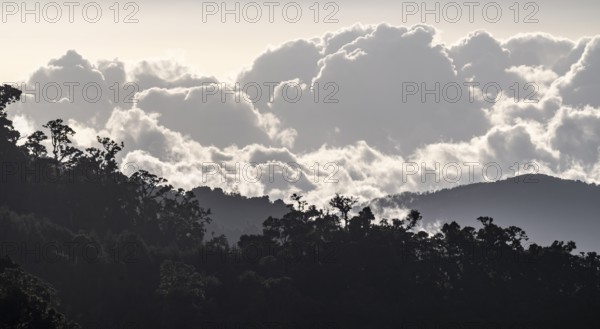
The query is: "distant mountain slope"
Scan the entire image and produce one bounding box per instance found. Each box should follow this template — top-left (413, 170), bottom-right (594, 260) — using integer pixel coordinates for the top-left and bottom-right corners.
top-left (192, 186), bottom-right (289, 243)
top-left (371, 174), bottom-right (600, 252)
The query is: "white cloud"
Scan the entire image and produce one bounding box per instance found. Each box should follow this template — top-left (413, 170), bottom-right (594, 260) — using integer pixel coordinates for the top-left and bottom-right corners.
top-left (502, 33), bottom-right (575, 73)
top-left (5, 24), bottom-right (600, 208)
top-left (556, 37), bottom-right (600, 107)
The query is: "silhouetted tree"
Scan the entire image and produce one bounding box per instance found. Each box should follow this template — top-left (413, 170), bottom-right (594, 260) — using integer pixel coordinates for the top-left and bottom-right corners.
top-left (290, 193), bottom-right (307, 211)
top-left (24, 130), bottom-right (48, 159)
top-left (42, 119), bottom-right (82, 166)
top-left (84, 136), bottom-right (124, 174)
top-left (329, 193), bottom-right (357, 228)
top-left (0, 84), bottom-right (23, 159)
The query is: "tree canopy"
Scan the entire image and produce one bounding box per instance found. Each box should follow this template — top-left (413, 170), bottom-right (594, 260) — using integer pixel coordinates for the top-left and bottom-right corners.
top-left (1, 85), bottom-right (599, 328)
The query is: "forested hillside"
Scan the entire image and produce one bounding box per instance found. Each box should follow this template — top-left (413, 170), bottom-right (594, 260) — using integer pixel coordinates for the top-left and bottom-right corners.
top-left (1, 84), bottom-right (599, 328)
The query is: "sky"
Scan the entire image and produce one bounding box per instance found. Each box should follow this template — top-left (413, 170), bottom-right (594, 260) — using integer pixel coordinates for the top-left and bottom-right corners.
top-left (2, 0), bottom-right (599, 81)
top-left (3, 0), bottom-right (600, 206)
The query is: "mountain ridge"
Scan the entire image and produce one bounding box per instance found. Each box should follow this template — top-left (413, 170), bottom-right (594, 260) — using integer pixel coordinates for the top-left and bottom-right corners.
top-left (371, 174), bottom-right (600, 251)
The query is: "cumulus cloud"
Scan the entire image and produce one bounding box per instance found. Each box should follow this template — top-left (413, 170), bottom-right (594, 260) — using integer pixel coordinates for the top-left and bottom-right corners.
top-left (133, 86), bottom-right (273, 148)
top-left (5, 24), bottom-right (600, 208)
top-left (258, 24), bottom-right (492, 154)
top-left (239, 39), bottom-right (322, 88)
top-left (320, 24), bottom-right (375, 56)
top-left (502, 33), bottom-right (575, 72)
top-left (8, 50), bottom-right (116, 129)
top-left (550, 106), bottom-right (600, 166)
top-left (556, 37), bottom-right (600, 108)
top-left (127, 58), bottom-right (217, 90)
